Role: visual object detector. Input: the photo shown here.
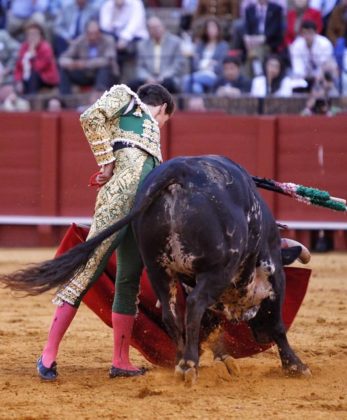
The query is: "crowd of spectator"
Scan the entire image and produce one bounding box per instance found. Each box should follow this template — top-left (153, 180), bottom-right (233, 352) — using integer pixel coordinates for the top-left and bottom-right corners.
top-left (0, 0), bottom-right (345, 114)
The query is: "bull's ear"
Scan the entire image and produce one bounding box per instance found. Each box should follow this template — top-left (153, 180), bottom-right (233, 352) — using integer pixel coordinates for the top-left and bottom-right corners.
top-left (281, 246), bottom-right (302, 266)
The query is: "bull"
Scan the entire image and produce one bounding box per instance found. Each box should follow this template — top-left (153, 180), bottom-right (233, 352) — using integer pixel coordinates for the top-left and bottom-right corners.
top-left (1, 155), bottom-right (310, 384)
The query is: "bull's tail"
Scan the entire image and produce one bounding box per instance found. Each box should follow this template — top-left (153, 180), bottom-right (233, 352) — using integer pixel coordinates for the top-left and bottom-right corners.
top-left (0, 164), bottom-right (181, 296)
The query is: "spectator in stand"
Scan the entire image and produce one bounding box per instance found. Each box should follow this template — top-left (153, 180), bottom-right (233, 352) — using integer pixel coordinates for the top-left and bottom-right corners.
top-left (130, 16), bottom-right (184, 94)
top-left (99, 0), bottom-right (148, 74)
top-left (310, 58), bottom-right (340, 96)
top-left (180, 0), bottom-right (198, 33)
top-left (334, 29), bottom-right (347, 94)
top-left (0, 29), bottom-right (20, 85)
top-left (0, 0), bottom-right (10, 29)
top-left (14, 21), bottom-right (59, 94)
top-left (182, 17), bottom-right (229, 93)
top-left (186, 95), bottom-right (207, 111)
top-left (284, 0), bottom-right (323, 47)
top-left (309, 0), bottom-right (339, 34)
top-left (7, 0), bottom-right (49, 40)
top-left (290, 20), bottom-right (335, 89)
top-left (301, 95), bottom-right (341, 116)
top-left (52, 0), bottom-right (98, 57)
top-left (0, 84), bottom-right (30, 111)
top-left (213, 56), bottom-right (251, 97)
top-left (243, 0), bottom-right (285, 77)
top-left (193, 0), bottom-right (238, 41)
top-left (231, 0), bottom-right (287, 51)
top-left (45, 96), bottom-right (66, 112)
top-left (326, 0), bottom-right (347, 46)
top-left (251, 54), bottom-right (293, 97)
top-left (59, 20), bottom-right (118, 94)
top-left (239, 0), bottom-right (287, 17)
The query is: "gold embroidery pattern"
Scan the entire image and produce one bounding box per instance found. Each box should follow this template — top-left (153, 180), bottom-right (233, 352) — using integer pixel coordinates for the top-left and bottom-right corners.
top-left (53, 147), bottom-right (149, 306)
top-left (80, 84), bottom-right (162, 166)
top-left (80, 86), bottom-right (131, 166)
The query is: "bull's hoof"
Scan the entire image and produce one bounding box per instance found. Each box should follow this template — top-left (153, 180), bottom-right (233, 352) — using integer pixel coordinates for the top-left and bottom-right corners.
top-left (174, 364), bottom-right (185, 382)
top-left (214, 355), bottom-right (240, 378)
top-left (184, 367), bottom-right (197, 387)
top-left (213, 360), bottom-right (232, 381)
top-left (174, 360), bottom-right (198, 386)
top-left (284, 364), bottom-right (312, 377)
top-left (222, 355), bottom-right (241, 376)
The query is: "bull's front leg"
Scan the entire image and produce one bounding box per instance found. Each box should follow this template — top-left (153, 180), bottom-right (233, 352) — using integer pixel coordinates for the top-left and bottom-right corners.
top-left (177, 269), bottom-right (231, 386)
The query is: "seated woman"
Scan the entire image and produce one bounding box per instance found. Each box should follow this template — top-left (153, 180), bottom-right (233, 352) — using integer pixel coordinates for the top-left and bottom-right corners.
top-left (183, 17), bottom-right (229, 94)
top-left (250, 54), bottom-right (292, 97)
top-left (14, 21), bottom-right (59, 95)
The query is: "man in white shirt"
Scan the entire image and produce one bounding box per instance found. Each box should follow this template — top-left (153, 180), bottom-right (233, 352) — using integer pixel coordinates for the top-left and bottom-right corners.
top-left (290, 20), bottom-right (334, 83)
top-left (99, 0), bottom-right (148, 47)
top-left (130, 16), bottom-right (184, 93)
top-left (99, 0), bottom-right (148, 78)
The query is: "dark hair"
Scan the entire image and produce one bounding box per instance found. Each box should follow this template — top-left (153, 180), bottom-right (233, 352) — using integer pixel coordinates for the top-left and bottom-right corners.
top-left (264, 54), bottom-right (286, 95)
top-left (223, 56), bottom-right (241, 67)
top-left (312, 97), bottom-right (331, 114)
top-left (301, 20), bottom-right (318, 32)
top-left (201, 17), bottom-right (223, 43)
top-left (323, 70), bottom-right (333, 82)
top-left (137, 83), bottom-right (175, 115)
top-left (24, 20), bottom-right (45, 38)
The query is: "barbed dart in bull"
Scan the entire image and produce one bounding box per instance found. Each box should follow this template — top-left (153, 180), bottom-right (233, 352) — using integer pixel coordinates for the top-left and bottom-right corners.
top-left (252, 177), bottom-right (347, 212)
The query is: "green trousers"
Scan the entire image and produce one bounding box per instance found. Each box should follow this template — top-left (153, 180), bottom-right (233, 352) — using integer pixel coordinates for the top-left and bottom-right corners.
top-left (112, 155), bottom-right (156, 314)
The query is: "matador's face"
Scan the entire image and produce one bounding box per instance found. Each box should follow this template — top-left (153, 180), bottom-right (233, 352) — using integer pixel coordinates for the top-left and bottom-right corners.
top-left (154, 104), bottom-right (171, 128)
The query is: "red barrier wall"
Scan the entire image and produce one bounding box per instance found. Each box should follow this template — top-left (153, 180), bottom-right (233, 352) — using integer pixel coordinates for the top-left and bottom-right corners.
top-left (275, 116), bottom-right (347, 222)
top-left (0, 113), bottom-right (41, 215)
top-left (0, 112), bottom-right (346, 247)
top-left (58, 112), bottom-right (96, 217)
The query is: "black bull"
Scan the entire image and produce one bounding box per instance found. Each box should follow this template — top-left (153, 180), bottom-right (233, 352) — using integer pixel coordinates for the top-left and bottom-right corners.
top-left (1, 155), bottom-right (310, 382)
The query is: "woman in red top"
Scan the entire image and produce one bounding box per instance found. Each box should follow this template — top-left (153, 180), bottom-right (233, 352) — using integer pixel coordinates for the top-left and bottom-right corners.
top-left (14, 21), bottom-right (59, 94)
top-left (285, 0), bottom-right (323, 46)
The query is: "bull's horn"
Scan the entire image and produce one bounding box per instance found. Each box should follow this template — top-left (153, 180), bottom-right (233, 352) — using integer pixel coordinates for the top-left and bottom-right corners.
top-left (281, 238), bottom-right (311, 264)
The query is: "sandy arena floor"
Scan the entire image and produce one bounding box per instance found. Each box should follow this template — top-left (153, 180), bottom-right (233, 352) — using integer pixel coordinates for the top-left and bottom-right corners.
top-left (0, 249), bottom-right (346, 419)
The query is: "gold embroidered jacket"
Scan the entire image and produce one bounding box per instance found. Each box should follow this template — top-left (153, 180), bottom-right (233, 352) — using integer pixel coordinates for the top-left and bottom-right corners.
top-left (80, 84), bottom-right (162, 166)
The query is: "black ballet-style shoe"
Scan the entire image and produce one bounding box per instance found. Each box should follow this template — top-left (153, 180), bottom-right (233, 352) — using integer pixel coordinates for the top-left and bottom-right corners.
top-left (109, 366), bottom-right (146, 378)
top-left (37, 356), bottom-right (58, 381)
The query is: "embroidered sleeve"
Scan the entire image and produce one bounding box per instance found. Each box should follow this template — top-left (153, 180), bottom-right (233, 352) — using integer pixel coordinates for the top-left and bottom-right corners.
top-left (80, 85), bottom-right (131, 166)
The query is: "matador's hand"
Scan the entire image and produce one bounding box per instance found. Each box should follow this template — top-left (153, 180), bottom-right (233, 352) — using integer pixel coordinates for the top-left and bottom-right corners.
top-left (89, 163), bottom-right (115, 188)
top-left (96, 162), bottom-right (114, 185)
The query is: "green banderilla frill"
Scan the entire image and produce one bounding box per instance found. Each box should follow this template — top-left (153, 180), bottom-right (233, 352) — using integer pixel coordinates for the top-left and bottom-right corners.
top-left (296, 185), bottom-right (331, 202)
top-left (252, 177), bottom-right (347, 212)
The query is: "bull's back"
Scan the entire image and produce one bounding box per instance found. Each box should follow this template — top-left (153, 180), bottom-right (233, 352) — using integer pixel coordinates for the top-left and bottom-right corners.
top-left (135, 156), bottom-right (259, 275)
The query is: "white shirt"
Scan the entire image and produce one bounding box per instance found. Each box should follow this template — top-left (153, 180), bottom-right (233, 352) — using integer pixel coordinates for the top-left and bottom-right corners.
top-left (251, 75), bottom-right (293, 97)
top-left (309, 0), bottom-right (338, 16)
top-left (99, 0), bottom-right (148, 42)
top-left (290, 34), bottom-right (334, 78)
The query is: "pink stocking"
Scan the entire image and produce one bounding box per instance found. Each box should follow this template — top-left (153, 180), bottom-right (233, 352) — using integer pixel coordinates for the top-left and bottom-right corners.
top-left (112, 312), bottom-right (140, 371)
top-left (42, 302), bottom-right (77, 368)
